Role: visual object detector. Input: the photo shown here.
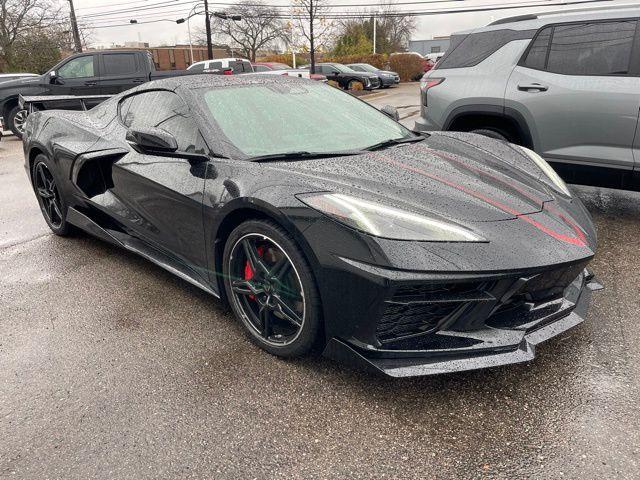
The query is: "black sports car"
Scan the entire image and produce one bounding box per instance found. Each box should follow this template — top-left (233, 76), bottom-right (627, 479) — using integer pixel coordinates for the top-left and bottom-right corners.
top-left (22, 75), bottom-right (600, 377)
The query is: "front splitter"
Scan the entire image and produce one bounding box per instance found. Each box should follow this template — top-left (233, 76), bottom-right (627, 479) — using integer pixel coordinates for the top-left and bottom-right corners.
top-left (323, 278), bottom-right (601, 377)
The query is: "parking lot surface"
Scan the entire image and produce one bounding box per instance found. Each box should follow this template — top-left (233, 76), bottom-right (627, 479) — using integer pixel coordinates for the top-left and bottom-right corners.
top-left (1, 111), bottom-right (639, 478)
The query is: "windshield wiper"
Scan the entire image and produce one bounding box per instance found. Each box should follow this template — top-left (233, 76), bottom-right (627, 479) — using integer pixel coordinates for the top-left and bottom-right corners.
top-left (248, 150), bottom-right (361, 162)
top-left (364, 135), bottom-right (425, 151)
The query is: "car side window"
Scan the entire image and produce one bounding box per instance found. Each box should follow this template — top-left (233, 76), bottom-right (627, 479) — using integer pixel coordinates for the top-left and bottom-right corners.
top-left (524, 20), bottom-right (637, 75)
top-left (119, 91), bottom-right (207, 154)
top-left (522, 27), bottom-right (552, 70)
top-left (254, 65), bottom-right (269, 72)
top-left (189, 63), bottom-right (205, 73)
top-left (102, 53), bottom-right (138, 76)
top-left (58, 56), bottom-right (95, 79)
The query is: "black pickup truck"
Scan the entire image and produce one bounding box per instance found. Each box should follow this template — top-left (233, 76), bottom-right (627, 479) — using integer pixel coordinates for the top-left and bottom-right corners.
top-left (0, 50), bottom-right (192, 138)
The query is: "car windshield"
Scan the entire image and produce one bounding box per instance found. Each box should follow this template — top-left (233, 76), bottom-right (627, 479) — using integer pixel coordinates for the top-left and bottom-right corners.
top-left (200, 82), bottom-right (414, 157)
top-left (330, 64), bottom-right (355, 73)
top-left (358, 64), bottom-right (378, 72)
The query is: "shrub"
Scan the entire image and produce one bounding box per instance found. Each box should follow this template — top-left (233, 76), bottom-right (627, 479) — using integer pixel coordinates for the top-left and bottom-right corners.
top-left (388, 53), bottom-right (424, 82)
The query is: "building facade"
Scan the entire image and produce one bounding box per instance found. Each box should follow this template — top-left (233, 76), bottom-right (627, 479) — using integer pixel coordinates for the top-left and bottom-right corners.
top-left (408, 37), bottom-right (451, 57)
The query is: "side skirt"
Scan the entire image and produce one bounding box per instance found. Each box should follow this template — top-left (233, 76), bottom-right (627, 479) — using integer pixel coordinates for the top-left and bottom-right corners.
top-left (66, 207), bottom-right (219, 298)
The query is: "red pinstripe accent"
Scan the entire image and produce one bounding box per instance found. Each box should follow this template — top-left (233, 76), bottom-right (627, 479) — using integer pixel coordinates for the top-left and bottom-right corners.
top-left (414, 144), bottom-right (587, 242)
top-left (377, 154), bottom-right (587, 247)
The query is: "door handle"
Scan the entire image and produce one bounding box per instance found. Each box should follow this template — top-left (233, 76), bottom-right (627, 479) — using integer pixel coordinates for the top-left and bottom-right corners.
top-left (84, 81), bottom-right (97, 86)
top-left (518, 83), bottom-right (548, 92)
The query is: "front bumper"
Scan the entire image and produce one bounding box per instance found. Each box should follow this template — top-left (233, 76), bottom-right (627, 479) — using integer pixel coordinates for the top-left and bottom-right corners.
top-left (321, 260), bottom-right (601, 377)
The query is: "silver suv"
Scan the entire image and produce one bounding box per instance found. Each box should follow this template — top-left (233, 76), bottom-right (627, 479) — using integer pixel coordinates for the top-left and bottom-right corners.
top-left (416, 6), bottom-right (640, 190)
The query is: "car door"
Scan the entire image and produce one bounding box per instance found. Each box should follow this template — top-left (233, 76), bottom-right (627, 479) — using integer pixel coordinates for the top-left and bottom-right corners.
top-left (99, 52), bottom-right (147, 94)
top-left (50, 54), bottom-right (101, 98)
top-left (108, 89), bottom-right (209, 272)
top-left (506, 19), bottom-right (640, 170)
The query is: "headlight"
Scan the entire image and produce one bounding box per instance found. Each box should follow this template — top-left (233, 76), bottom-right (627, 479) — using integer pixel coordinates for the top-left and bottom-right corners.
top-left (297, 193), bottom-right (485, 242)
top-left (517, 146), bottom-right (571, 197)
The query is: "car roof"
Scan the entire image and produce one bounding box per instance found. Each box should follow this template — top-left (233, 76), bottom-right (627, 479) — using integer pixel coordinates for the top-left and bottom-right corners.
top-left (457, 5), bottom-right (640, 34)
top-left (131, 73), bottom-right (313, 92)
top-left (0, 73), bottom-right (37, 77)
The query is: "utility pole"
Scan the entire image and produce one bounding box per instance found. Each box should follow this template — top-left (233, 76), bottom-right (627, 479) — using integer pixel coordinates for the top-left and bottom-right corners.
top-left (204, 0), bottom-right (213, 60)
top-left (68, 0), bottom-right (82, 53)
top-left (373, 15), bottom-right (377, 54)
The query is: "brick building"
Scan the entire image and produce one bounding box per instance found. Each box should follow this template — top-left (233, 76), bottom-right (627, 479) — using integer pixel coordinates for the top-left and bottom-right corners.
top-left (145, 45), bottom-right (231, 70)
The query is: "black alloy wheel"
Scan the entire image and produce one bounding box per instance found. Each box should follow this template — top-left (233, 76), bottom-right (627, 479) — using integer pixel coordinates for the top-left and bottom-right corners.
top-left (223, 220), bottom-right (321, 357)
top-left (32, 156), bottom-right (70, 235)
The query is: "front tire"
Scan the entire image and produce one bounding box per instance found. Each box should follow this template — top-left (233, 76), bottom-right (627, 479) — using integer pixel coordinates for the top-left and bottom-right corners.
top-left (470, 128), bottom-right (511, 142)
top-left (222, 220), bottom-right (322, 358)
top-left (7, 105), bottom-right (28, 139)
top-left (31, 154), bottom-right (71, 236)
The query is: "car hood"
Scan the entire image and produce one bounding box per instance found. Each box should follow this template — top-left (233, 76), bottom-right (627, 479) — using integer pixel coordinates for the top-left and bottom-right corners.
top-left (378, 70), bottom-right (398, 76)
top-left (0, 75), bottom-right (43, 91)
top-left (267, 133), bottom-right (558, 223)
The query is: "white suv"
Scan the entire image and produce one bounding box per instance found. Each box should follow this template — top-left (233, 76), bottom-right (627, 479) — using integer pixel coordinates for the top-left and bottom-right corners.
top-left (187, 58), bottom-right (253, 74)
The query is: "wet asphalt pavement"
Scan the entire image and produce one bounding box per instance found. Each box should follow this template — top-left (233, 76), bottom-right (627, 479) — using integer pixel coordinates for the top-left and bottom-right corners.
top-left (1, 112), bottom-right (640, 478)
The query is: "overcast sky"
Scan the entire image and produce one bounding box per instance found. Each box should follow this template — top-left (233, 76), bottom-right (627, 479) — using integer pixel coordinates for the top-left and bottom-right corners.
top-left (72, 0), bottom-right (639, 48)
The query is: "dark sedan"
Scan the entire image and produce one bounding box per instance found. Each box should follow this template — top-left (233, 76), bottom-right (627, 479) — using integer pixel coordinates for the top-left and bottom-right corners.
top-left (313, 62), bottom-right (380, 90)
top-left (347, 63), bottom-right (400, 87)
top-left (22, 75), bottom-right (599, 376)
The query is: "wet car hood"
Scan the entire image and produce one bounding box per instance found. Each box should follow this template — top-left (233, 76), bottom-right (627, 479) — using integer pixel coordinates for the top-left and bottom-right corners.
top-left (267, 133), bottom-right (557, 223)
top-left (0, 75), bottom-right (43, 91)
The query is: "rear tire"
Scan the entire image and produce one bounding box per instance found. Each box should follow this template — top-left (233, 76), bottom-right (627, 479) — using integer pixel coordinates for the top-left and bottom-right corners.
top-left (470, 128), bottom-right (511, 142)
top-left (222, 219), bottom-right (322, 358)
top-left (31, 154), bottom-right (71, 236)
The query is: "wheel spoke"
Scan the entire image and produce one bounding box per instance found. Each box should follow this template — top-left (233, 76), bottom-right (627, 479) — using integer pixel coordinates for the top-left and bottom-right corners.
top-left (37, 187), bottom-right (52, 199)
top-left (242, 238), bottom-right (269, 276)
top-left (269, 255), bottom-right (291, 281)
top-left (51, 199), bottom-right (63, 222)
top-left (273, 294), bottom-right (302, 327)
top-left (259, 305), bottom-right (271, 337)
top-left (36, 166), bottom-right (47, 188)
top-left (231, 280), bottom-right (264, 296)
top-left (45, 199), bottom-right (54, 220)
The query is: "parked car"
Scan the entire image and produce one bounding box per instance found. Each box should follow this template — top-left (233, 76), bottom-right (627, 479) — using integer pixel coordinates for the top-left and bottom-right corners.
top-left (21, 75), bottom-right (599, 376)
top-left (252, 67), bottom-right (327, 81)
top-left (187, 58), bottom-right (253, 74)
top-left (0, 73), bottom-right (38, 84)
top-left (416, 5), bottom-right (640, 191)
top-left (346, 63), bottom-right (400, 87)
top-left (251, 62), bottom-right (292, 72)
top-left (313, 63), bottom-right (381, 90)
top-left (0, 50), bottom-right (193, 138)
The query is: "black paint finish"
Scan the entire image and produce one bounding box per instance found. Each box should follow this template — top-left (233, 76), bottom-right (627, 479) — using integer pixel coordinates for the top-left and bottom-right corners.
top-left (22, 75), bottom-right (599, 376)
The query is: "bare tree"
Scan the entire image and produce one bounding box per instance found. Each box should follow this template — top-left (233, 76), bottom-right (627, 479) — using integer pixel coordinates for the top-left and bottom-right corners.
top-left (333, 1), bottom-right (416, 55)
top-left (0, 0), bottom-right (59, 67)
top-left (291, 0), bottom-right (333, 74)
top-left (210, 1), bottom-right (284, 62)
top-left (378, 1), bottom-right (416, 52)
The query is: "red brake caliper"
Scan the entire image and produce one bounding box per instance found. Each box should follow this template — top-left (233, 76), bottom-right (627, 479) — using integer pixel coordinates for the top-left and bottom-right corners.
top-left (244, 246), bottom-right (265, 301)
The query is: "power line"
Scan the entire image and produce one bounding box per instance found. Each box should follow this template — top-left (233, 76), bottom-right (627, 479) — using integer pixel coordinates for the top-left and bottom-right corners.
top-left (81, 0), bottom-right (614, 27)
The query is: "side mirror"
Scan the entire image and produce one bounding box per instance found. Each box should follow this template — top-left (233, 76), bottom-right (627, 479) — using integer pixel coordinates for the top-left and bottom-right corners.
top-left (49, 70), bottom-right (60, 84)
top-left (126, 127), bottom-right (178, 153)
top-left (380, 105), bottom-right (399, 121)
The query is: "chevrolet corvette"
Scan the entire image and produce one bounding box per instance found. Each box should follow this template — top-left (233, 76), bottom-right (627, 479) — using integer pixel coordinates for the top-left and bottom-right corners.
top-left (21, 75), bottom-right (600, 377)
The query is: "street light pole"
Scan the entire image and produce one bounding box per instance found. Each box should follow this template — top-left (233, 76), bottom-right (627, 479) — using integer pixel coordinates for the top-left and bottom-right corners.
top-left (373, 15), bottom-right (377, 54)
